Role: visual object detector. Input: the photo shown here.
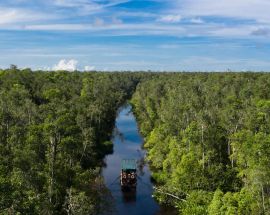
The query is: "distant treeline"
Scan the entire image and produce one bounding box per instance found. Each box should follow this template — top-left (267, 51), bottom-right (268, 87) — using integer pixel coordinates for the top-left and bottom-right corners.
top-left (131, 73), bottom-right (270, 215)
top-left (0, 68), bottom-right (146, 214)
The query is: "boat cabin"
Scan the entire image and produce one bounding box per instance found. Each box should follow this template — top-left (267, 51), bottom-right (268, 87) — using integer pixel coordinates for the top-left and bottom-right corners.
top-left (120, 159), bottom-right (137, 189)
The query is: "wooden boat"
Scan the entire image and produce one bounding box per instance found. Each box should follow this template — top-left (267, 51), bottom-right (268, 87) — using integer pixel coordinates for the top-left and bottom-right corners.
top-left (120, 159), bottom-right (137, 189)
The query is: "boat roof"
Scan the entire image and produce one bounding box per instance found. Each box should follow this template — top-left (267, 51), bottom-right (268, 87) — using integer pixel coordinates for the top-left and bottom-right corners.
top-left (121, 159), bottom-right (136, 170)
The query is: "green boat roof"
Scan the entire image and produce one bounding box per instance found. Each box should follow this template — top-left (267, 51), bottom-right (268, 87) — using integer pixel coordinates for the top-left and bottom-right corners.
top-left (121, 159), bottom-right (136, 170)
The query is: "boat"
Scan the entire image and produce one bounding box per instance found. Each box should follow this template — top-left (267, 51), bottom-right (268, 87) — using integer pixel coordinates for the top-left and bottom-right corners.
top-left (120, 159), bottom-right (137, 189)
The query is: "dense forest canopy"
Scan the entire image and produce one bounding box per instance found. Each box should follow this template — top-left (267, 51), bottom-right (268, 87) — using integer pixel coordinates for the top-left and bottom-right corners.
top-left (0, 68), bottom-right (146, 214)
top-left (131, 72), bottom-right (270, 215)
top-left (1, 70), bottom-right (270, 215)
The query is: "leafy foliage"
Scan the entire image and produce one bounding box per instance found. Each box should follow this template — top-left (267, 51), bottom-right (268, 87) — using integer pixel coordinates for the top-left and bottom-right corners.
top-left (131, 73), bottom-right (270, 214)
top-left (0, 69), bottom-right (142, 214)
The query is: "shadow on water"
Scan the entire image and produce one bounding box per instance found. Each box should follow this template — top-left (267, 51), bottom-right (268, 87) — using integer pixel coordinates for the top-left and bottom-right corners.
top-left (102, 104), bottom-right (177, 215)
top-left (122, 189), bottom-right (137, 203)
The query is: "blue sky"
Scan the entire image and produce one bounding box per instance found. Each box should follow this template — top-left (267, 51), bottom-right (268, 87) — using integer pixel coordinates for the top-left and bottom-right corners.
top-left (0, 0), bottom-right (270, 71)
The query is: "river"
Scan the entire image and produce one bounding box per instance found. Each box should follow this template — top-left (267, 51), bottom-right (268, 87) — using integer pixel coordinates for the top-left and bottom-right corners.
top-left (102, 104), bottom-right (174, 215)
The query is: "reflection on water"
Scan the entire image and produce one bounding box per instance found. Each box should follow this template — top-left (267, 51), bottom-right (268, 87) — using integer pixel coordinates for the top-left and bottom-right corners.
top-left (102, 104), bottom-right (162, 215)
top-left (122, 189), bottom-right (137, 203)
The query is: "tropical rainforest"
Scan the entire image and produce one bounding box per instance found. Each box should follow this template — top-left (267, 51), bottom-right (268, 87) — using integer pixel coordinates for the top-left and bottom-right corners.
top-left (0, 68), bottom-right (142, 214)
top-left (131, 73), bottom-right (270, 215)
top-left (0, 69), bottom-right (270, 215)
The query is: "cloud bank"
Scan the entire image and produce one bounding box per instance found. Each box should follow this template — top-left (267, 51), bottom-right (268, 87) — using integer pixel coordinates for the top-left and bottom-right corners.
top-left (158, 15), bottom-right (182, 23)
top-left (53, 59), bottom-right (78, 71)
top-left (84, 65), bottom-right (95, 71)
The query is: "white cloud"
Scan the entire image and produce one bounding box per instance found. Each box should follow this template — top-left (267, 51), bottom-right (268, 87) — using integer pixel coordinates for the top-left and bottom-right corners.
top-left (190, 18), bottom-right (204, 24)
top-left (53, 59), bottom-right (78, 71)
top-left (251, 28), bottom-right (270, 36)
top-left (4, 20), bottom-right (270, 38)
top-left (174, 0), bottom-right (270, 23)
top-left (52, 0), bottom-right (130, 13)
top-left (84, 65), bottom-right (95, 71)
top-left (117, 11), bottom-right (157, 18)
top-left (106, 0), bottom-right (130, 7)
top-left (158, 14), bottom-right (182, 23)
top-left (0, 7), bottom-right (54, 24)
top-left (209, 25), bottom-right (255, 37)
top-left (54, 0), bottom-right (88, 7)
top-left (24, 24), bottom-right (87, 31)
top-left (53, 0), bottom-right (100, 10)
top-left (23, 23), bottom-right (186, 35)
top-left (1, 0), bottom-right (270, 39)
